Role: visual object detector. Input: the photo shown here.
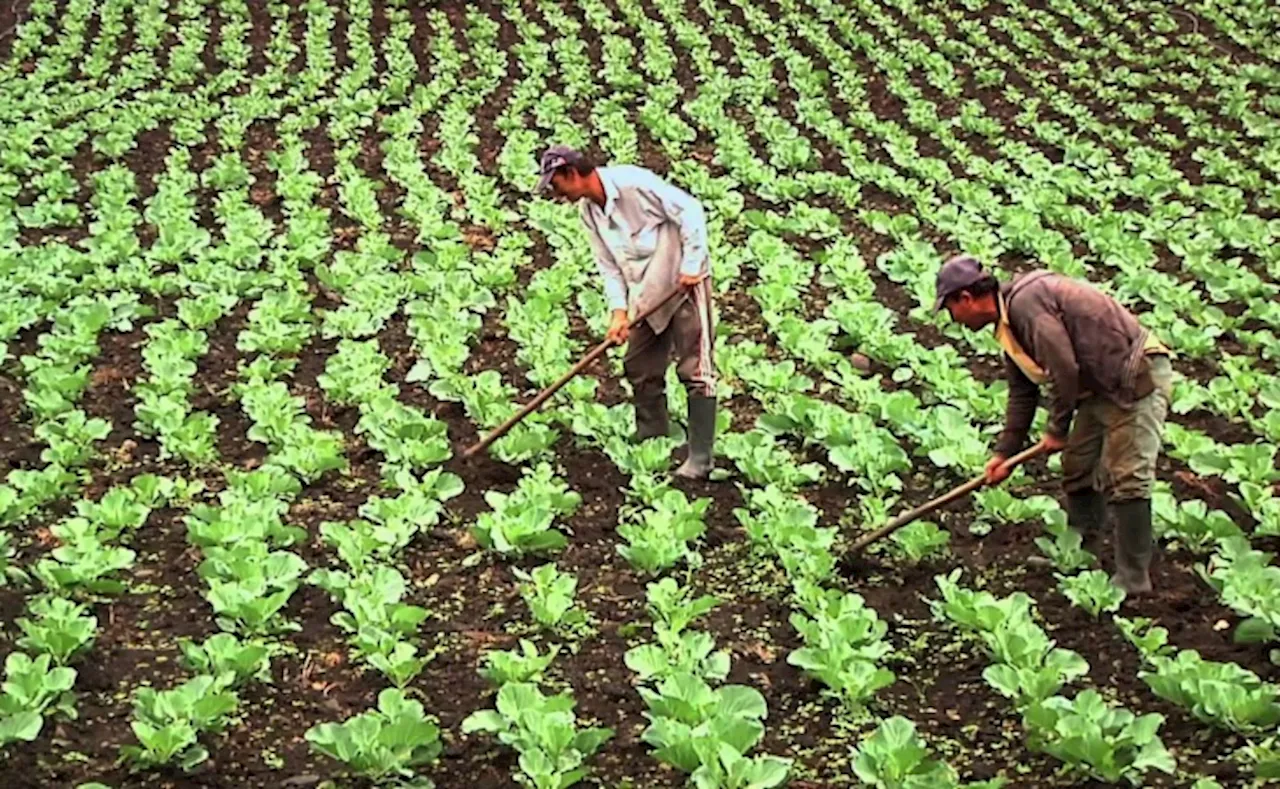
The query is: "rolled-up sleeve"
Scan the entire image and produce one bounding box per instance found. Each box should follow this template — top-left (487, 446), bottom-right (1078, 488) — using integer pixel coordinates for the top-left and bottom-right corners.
top-left (580, 204), bottom-right (628, 311)
top-left (643, 180), bottom-right (708, 277)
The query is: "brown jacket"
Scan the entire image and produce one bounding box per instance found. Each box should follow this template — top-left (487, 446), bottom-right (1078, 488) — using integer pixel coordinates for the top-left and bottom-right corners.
top-left (994, 271), bottom-right (1158, 456)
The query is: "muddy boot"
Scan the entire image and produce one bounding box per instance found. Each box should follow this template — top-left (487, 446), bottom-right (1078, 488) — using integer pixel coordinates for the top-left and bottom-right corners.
top-left (1111, 499), bottom-right (1154, 595)
top-left (632, 393), bottom-right (671, 442)
top-left (674, 396), bottom-right (716, 479)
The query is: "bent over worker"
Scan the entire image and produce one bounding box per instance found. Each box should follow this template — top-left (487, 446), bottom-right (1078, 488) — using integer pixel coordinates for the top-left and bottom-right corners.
top-left (934, 255), bottom-right (1173, 594)
top-left (536, 145), bottom-right (717, 480)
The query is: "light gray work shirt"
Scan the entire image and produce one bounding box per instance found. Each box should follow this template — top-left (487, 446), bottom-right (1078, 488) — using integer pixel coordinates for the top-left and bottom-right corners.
top-left (579, 165), bottom-right (709, 333)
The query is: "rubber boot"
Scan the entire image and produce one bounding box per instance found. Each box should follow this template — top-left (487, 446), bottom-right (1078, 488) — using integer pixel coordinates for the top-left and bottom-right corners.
top-left (1066, 489), bottom-right (1107, 533)
top-left (632, 393), bottom-right (671, 442)
top-left (1111, 499), bottom-right (1154, 595)
top-left (1068, 488), bottom-right (1108, 558)
top-left (674, 396), bottom-right (716, 479)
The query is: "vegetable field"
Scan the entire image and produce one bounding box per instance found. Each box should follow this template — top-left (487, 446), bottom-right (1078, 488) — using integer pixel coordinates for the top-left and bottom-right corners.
top-left (3, 0), bottom-right (1280, 786)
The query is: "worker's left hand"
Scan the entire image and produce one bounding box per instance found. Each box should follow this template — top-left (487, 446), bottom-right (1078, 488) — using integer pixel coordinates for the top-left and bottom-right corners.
top-left (678, 273), bottom-right (707, 288)
top-left (1035, 433), bottom-right (1068, 454)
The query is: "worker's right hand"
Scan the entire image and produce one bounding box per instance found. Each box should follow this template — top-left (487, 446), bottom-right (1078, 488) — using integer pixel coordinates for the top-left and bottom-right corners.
top-left (605, 309), bottom-right (629, 345)
top-left (984, 453), bottom-right (1012, 485)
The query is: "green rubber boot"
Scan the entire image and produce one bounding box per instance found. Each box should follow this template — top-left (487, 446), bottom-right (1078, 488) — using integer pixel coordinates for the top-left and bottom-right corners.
top-left (674, 396), bottom-right (716, 480)
top-left (1111, 499), bottom-right (1154, 595)
top-left (633, 393), bottom-right (671, 442)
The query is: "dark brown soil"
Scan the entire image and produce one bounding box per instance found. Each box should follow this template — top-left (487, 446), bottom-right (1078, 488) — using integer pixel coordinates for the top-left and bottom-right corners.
top-left (0, 371), bottom-right (38, 472)
top-left (0, 1), bottom-right (33, 62)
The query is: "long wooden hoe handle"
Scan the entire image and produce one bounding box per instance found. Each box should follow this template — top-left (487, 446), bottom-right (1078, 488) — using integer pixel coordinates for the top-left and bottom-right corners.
top-left (848, 443), bottom-right (1050, 554)
top-left (461, 284), bottom-right (687, 459)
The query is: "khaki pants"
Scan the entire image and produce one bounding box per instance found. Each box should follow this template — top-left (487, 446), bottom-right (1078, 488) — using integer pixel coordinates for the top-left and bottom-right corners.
top-left (1061, 355), bottom-right (1173, 502)
top-left (623, 279), bottom-right (716, 399)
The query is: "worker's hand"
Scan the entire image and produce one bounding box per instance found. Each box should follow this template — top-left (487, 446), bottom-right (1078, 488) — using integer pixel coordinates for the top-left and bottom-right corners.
top-left (984, 453), bottom-right (1012, 485)
top-left (1036, 433), bottom-right (1068, 455)
top-left (605, 309), bottom-right (629, 345)
top-left (678, 272), bottom-right (707, 288)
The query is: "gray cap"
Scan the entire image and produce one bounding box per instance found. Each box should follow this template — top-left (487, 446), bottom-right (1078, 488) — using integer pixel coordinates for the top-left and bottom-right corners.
top-left (933, 254), bottom-right (986, 311)
top-left (535, 144), bottom-right (584, 193)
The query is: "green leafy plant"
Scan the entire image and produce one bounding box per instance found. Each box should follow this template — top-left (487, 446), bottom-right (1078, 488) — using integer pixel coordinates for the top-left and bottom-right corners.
top-left (646, 578), bottom-right (720, 638)
top-left (317, 339), bottom-right (393, 406)
top-left (366, 642), bottom-right (433, 689)
top-left (177, 633), bottom-right (272, 689)
top-left (515, 564), bottom-right (586, 633)
top-left (317, 566), bottom-right (431, 659)
top-left (627, 629), bottom-right (732, 686)
top-left (34, 409), bottom-right (111, 466)
top-left (306, 688), bottom-right (442, 783)
top-left (472, 464), bottom-right (581, 557)
top-left (479, 640), bottom-right (562, 687)
top-left (1022, 690), bottom-right (1175, 784)
top-left (735, 486), bottom-right (836, 584)
top-left (718, 430), bottom-right (824, 490)
top-left (852, 715), bottom-right (1006, 789)
top-left (890, 521), bottom-right (950, 562)
top-left (0, 532), bottom-right (29, 587)
top-left (1115, 617), bottom-right (1175, 662)
top-left (462, 682), bottom-right (613, 789)
top-left (1034, 512), bottom-right (1096, 571)
top-left (934, 571), bottom-right (1089, 707)
top-left (199, 544), bottom-right (307, 635)
top-left (121, 675), bottom-right (238, 771)
top-left (1197, 537), bottom-right (1280, 646)
top-left (617, 490), bottom-right (710, 573)
top-left (788, 582), bottom-right (894, 712)
top-left (355, 392), bottom-right (452, 474)
top-left (1057, 570), bottom-right (1126, 617)
top-left (625, 578), bottom-right (729, 684)
top-left (1235, 736), bottom-right (1280, 782)
top-left (1140, 649), bottom-right (1280, 733)
top-left (16, 596), bottom-right (98, 665)
top-left (639, 673), bottom-right (771, 775)
top-left (983, 649), bottom-right (1091, 714)
top-left (1153, 494), bottom-right (1241, 552)
top-left (77, 486), bottom-right (153, 536)
top-left (691, 743), bottom-right (792, 789)
top-left (971, 488), bottom-right (1059, 536)
top-left (31, 536), bottom-right (136, 595)
top-left (0, 652), bottom-right (78, 747)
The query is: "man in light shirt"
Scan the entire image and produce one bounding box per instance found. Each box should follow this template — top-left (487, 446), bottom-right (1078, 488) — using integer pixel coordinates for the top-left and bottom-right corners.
top-left (536, 144), bottom-right (716, 480)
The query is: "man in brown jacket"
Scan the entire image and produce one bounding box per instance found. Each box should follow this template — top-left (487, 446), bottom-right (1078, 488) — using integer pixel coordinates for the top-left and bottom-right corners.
top-left (934, 255), bottom-right (1173, 594)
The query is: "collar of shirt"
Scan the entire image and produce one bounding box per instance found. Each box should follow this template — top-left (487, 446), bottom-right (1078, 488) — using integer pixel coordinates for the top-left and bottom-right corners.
top-left (586, 167), bottom-right (622, 223)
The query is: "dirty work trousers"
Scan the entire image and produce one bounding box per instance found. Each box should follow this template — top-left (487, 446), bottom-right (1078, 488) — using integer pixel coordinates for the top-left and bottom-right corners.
top-left (1061, 354), bottom-right (1174, 501)
top-left (623, 279), bottom-right (716, 399)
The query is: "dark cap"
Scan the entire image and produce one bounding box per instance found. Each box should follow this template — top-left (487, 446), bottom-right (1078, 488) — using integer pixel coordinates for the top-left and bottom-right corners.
top-left (535, 144), bottom-right (584, 193)
top-left (933, 254), bottom-right (986, 312)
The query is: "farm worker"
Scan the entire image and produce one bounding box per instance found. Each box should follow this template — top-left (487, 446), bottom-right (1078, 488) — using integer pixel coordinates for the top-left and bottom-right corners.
top-left (535, 144), bottom-right (717, 480)
top-left (934, 255), bottom-right (1173, 595)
